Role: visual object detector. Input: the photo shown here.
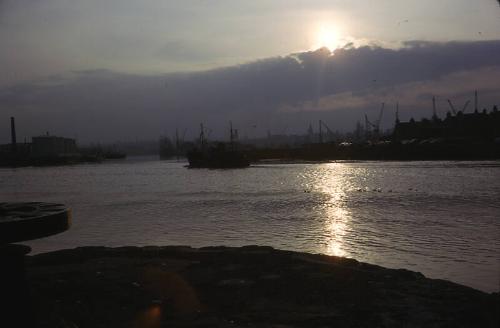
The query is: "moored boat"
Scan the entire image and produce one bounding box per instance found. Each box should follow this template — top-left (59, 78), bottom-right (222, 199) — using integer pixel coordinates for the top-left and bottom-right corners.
top-left (187, 123), bottom-right (250, 169)
top-left (187, 143), bottom-right (250, 168)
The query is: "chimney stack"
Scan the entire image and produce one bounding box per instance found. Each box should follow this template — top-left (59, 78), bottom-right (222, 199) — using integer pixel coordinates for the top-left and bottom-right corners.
top-left (10, 117), bottom-right (17, 153)
top-left (432, 96), bottom-right (438, 120)
top-left (474, 90), bottom-right (478, 112)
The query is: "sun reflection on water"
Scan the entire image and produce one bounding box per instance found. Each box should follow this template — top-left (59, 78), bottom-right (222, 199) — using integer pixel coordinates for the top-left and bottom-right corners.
top-left (324, 206), bottom-right (349, 257)
top-left (313, 163), bottom-right (353, 257)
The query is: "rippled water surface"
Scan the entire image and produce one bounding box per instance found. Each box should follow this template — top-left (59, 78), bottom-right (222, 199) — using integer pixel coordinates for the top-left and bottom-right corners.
top-left (1, 158), bottom-right (499, 292)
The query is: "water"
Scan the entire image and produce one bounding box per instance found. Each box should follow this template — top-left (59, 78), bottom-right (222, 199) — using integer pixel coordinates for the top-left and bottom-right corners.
top-left (1, 157), bottom-right (499, 293)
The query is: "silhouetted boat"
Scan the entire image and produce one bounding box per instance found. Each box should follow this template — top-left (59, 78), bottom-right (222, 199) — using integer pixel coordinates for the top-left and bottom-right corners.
top-left (187, 142), bottom-right (250, 168)
top-left (187, 123), bottom-right (250, 168)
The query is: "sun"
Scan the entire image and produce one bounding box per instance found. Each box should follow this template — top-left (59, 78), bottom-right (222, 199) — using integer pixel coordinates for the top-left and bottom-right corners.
top-left (312, 23), bottom-right (342, 51)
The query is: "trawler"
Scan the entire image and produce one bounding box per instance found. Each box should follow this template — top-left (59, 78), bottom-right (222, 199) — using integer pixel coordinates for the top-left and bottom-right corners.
top-left (187, 123), bottom-right (250, 169)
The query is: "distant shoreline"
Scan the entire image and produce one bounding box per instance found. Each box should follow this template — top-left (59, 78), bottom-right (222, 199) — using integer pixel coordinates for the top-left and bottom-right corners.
top-left (27, 246), bottom-right (499, 327)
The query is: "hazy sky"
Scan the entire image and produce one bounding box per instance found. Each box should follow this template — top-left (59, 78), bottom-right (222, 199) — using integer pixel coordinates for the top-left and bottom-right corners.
top-left (1, 1), bottom-right (500, 143)
top-left (2, 0), bottom-right (500, 86)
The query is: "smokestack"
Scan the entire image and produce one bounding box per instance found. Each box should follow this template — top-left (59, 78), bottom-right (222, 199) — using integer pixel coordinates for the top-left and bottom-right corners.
top-left (10, 117), bottom-right (17, 153)
top-left (395, 102), bottom-right (400, 124)
top-left (432, 96), bottom-right (437, 120)
top-left (474, 90), bottom-right (478, 112)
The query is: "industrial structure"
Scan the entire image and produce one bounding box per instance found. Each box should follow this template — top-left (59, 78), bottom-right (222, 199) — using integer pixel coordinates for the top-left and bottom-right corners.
top-left (0, 117), bottom-right (80, 166)
top-left (393, 92), bottom-right (499, 141)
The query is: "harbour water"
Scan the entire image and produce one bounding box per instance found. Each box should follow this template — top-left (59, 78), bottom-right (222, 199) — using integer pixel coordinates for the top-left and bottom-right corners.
top-left (1, 158), bottom-right (499, 292)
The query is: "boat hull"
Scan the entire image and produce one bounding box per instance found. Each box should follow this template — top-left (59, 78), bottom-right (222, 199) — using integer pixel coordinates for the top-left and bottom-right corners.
top-left (187, 149), bottom-right (250, 169)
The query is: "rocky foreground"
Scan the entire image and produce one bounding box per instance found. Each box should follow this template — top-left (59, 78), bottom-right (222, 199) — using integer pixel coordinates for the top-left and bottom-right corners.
top-left (26, 246), bottom-right (498, 327)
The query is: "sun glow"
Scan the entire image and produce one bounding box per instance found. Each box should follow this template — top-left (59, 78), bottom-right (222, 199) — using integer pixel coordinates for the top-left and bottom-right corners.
top-left (312, 23), bottom-right (342, 51)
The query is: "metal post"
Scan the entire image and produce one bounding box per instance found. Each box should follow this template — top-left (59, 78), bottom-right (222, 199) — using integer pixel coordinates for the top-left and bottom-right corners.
top-left (319, 120), bottom-right (323, 144)
top-left (10, 117), bottom-right (17, 153)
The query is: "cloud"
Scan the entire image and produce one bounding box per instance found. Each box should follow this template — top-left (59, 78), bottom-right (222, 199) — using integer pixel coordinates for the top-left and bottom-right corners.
top-left (1, 40), bottom-right (499, 143)
top-left (283, 66), bottom-right (500, 116)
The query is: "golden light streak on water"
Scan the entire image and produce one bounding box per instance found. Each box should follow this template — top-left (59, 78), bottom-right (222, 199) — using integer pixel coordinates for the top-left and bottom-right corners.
top-left (314, 163), bottom-right (352, 258)
top-left (324, 206), bottom-right (349, 257)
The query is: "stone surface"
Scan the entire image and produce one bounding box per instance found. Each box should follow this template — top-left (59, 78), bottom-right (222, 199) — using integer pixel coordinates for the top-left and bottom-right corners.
top-left (26, 246), bottom-right (499, 327)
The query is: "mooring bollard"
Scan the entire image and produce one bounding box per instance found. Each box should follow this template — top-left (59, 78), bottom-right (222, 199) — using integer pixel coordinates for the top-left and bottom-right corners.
top-left (0, 202), bottom-right (71, 327)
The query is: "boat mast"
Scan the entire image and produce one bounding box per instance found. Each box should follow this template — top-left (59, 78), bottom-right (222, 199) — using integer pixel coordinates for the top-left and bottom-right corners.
top-left (175, 128), bottom-right (179, 159)
top-left (199, 123), bottom-right (205, 148)
top-left (229, 121), bottom-right (234, 149)
top-left (395, 102), bottom-right (400, 124)
top-left (318, 120), bottom-right (323, 144)
top-left (432, 96), bottom-right (438, 121)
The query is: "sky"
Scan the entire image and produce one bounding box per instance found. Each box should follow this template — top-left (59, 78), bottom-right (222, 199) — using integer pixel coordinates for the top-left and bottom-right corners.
top-left (1, 1), bottom-right (500, 143)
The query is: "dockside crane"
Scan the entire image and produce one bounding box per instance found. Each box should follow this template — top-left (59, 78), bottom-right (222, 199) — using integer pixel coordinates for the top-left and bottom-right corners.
top-left (447, 99), bottom-right (471, 115)
top-left (318, 120), bottom-right (335, 143)
top-left (365, 102), bottom-right (385, 140)
top-left (462, 100), bottom-right (471, 113)
top-left (447, 99), bottom-right (458, 115)
top-left (364, 114), bottom-right (372, 135)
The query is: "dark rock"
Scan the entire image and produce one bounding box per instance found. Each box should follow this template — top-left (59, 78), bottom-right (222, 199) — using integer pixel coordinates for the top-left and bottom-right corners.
top-left (24, 246), bottom-right (499, 327)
